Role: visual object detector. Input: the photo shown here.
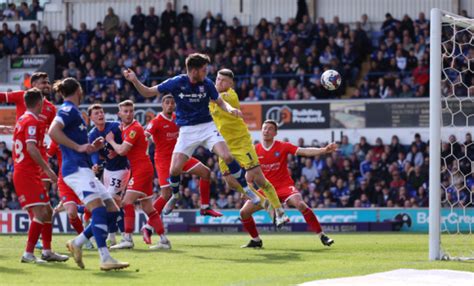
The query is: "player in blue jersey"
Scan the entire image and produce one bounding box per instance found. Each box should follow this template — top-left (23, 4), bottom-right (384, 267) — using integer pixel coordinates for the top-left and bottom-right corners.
top-left (88, 104), bottom-right (130, 246)
top-left (48, 77), bottom-right (129, 271)
top-left (123, 53), bottom-right (289, 226)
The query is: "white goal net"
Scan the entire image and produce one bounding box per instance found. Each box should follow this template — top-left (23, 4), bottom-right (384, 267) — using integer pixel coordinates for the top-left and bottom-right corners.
top-left (429, 8), bottom-right (474, 261)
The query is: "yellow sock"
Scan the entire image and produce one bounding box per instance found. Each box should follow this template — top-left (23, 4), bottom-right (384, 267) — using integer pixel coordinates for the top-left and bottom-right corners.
top-left (260, 181), bottom-right (282, 209)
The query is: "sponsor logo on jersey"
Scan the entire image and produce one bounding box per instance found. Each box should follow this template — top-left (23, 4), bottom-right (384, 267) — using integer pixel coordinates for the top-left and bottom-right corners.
top-left (274, 151), bottom-right (280, 157)
top-left (129, 130), bottom-right (136, 139)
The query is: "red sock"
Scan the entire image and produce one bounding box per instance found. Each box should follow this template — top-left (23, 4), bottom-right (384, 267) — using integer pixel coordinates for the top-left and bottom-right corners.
top-left (69, 216), bottom-right (84, 234)
top-left (153, 196), bottom-right (167, 215)
top-left (83, 209), bottom-right (91, 222)
top-left (302, 208), bottom-right (322, 234)
top-left (123, 204), bottom-right (135, 234)
top-left (147, 210), bottom-right (164, 235)
top-left (199, 179), bottom-right (210, 206)
top-left (241, 217), bottom-right (259, 238)
top-left (26, 220), bottom-right (44, 253)
top-left (41, 222), bottom-right (52, 250)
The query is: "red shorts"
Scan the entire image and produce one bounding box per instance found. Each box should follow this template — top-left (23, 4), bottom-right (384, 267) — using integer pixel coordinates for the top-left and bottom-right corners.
top-left (155, 157), bottom-right (201, 188)
top-left (127, 168), bottom-right (154, 198)
top-left (58, 175), bottom-right (81, 205)
top-left (258, 185), bottom-right (300, 203)
top-left (14, 170), bottom-right (49, 209)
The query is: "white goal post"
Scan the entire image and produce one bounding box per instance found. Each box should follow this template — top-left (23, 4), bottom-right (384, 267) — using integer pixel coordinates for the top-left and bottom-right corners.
top-left (429, 8), bottom-right (474, 261)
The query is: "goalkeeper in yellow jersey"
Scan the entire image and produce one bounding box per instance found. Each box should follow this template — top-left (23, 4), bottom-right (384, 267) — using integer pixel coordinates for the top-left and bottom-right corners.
top-left (210, 69), bottom-right (289, 228)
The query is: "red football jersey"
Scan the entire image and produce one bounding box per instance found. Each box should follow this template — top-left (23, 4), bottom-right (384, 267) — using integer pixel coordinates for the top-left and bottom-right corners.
top-left (255, 140), bottom-right (299, 189)
top-left (1, 90), bottom-right (56, 126)
top-left (145, 113), bottom-right (179, 162)
top-left (13, 112), bottom-right (45, 172)
top-left (122, 120), bottom-right (153, 172)
top-left (47, 140), bottom-right (62, 174)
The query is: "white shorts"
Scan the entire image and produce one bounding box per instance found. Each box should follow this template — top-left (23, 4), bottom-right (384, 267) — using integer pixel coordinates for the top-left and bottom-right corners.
top-left (63, 167), bottom-right (112, 205)
top-left (103, 168), bottom-right (130, 196)
top-left (174, 121), bottom-right (225, 157)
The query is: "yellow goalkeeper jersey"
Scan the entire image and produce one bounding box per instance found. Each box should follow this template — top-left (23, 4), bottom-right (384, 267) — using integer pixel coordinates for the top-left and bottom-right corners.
top-left (209, 88), bottom-right (250, 141)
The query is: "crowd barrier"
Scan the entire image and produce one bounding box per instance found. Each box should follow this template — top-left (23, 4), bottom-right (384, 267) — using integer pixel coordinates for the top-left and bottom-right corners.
top-left (0, 208), bottom-right (472, 234)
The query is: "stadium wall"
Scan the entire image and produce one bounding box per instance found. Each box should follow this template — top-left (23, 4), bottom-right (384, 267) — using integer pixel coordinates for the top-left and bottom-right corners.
top-left (39, 0), bottom-right (474, 32)
top-left (1, 208), bottom-right (472, 234)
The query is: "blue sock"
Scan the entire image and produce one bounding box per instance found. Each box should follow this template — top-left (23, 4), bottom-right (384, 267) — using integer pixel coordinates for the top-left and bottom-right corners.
top-left (227, 160), bottom-right (248, 188)
top-left (83, 223), bottom-right (94, 239)
top-left (91, 207), bottom-right (108, 248)
top-left (168, 175), bottom-right (180, 194)
top-left (77, 205), bottom-right (85, 214)
top-left (107, 211), bottom-right (119, 234)
top-left (117, 208), bottom-right (125, 233)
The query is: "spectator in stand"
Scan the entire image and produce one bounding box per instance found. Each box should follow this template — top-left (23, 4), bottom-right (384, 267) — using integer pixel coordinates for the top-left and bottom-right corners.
top-left (200, 11), bottom-right (215, 34)
top-left (103, 7), bottom-right (120, 39)
top-left (161, 2), bottom-right (177, 35)
top-left (145, 6), bottom-right (160, 34)
top-left (178, 5), bottom-right (194, 31)
top-left (131, 6), bottom-right (146, 35)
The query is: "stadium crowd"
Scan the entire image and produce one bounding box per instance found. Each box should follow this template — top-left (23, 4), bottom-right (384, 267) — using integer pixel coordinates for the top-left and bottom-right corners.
top-left (1, 132), bottom-right (473, 210)
top-left (1, 2), bottom-right (456, 103)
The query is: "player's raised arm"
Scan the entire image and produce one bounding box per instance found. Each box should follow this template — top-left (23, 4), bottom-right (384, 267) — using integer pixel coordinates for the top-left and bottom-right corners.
top-left (105, 131), bottom-right (132, 156)
top-left (213, 95), bottom-right (243, 118)
top-left (26, 141), bottom-right (57, 182)
top-left (123, 68), bottom-right (160, 98)
top-left (296, 142), bottom-right (338, 157)
top-left (49, 121), bottom-right (90, 153)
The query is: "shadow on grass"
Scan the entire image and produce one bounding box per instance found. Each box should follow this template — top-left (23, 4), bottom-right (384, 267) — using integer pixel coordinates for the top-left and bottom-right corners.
top-left (92, 269), bottom-right (139, 278)
top-left (0, 266), bottom-right (27, 275)
top-left (179, 243), bottom-right (235, 249)
top-left (121, 248), bottom-right (187, 254)
top-left (190, 251), bottom-right (302, 264)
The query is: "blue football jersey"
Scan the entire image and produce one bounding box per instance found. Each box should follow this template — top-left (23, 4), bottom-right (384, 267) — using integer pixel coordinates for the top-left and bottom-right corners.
top-left (157, 74), bottom-right (219, 126)
top-left (54, 101), bottom-right (91, 177)
top-left (88, 121), bottom-right (129, 171)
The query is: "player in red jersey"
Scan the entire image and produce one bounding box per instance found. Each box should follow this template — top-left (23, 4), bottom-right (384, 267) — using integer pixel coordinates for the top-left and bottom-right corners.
top-left (0, 72), bottom-right (57, 187)
top-left (13, 88), bottom-right (68, 263)
top-left (140, 94), bottom-right (222, 244)
top-left (49, 141), bottom-right (94, 249)
top-left (106, 100), bottom-right (170, 250)
top-left (240, 120), bottom-right (337, 248)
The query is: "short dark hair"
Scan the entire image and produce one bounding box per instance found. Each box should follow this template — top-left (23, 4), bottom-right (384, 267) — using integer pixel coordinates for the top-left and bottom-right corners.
top-left (185, 53), bottom-right (210, 71)
top-left (118, 99), bottom-right (134, 108)
top-left (30, 72), bottom-right (48, 84)
top-left (87, 103), bottom-right (103, 116)
top-left (161, 94), bottom-right (173, 103)
top-left (218, 69), bottom-right (234, 80)
top-left (24, 88), bottom-right (43, 108)
top-left (263, 119), bottom-right (278, 132)
top-left (53, 77), bottom-right (80, 98)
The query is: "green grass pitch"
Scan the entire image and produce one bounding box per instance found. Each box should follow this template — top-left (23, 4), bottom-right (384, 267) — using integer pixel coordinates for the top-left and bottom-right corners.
top-left (0, 233), bottom-right (472, 285)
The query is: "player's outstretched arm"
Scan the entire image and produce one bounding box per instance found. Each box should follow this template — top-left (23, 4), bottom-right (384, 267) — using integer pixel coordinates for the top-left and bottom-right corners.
top-left (123, 68), bottom-right (160, 98)
top-left (105, 131), bottom-right (132, 156)
top-left (296, 142), bottom-right (338, 157)
top-left (214, 96), bottom-right (243, 118)
top-left (26, 142), bottom-right (57, 182)
top-left (49, 121), bottom-right (90, 153)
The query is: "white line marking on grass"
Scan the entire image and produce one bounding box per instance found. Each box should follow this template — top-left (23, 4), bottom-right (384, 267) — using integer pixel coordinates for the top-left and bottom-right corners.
top-left (300, 269), bottom-right (474, 286)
